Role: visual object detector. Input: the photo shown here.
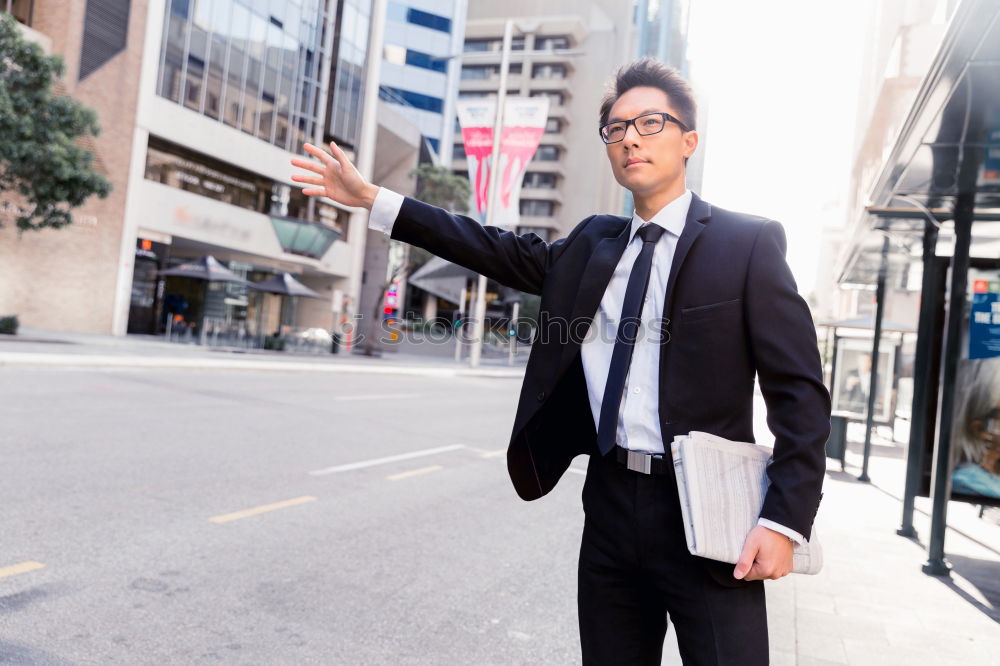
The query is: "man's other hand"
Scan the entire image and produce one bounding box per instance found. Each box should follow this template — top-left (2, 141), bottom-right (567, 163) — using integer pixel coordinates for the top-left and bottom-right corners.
top-left (733, 524), bottom-right (794, 581)
top-left (290, 141), bottom-right (379, 210)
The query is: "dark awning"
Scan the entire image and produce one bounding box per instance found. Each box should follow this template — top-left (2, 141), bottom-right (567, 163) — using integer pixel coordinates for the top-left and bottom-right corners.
top-left (836, 0), bottom-right (1000, 286)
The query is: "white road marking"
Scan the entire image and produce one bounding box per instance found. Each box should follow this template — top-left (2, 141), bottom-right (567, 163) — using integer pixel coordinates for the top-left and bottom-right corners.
top-left (387, 465), bottom-right (443, 481)
top-left (308, 444), bottom-right (466, 476)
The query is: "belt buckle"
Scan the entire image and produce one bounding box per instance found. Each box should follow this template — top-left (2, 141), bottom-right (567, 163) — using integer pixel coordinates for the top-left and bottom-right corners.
top-left (626, 449), bottom-right (652, 475)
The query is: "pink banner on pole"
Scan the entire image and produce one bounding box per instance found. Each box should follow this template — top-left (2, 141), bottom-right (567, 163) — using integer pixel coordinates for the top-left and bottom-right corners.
top-left (456, 97), bottom-right (549, 228)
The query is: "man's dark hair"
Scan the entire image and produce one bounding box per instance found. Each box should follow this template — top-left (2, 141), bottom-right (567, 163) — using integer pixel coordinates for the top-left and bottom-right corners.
top-left (598, 57), bottom-right (697, 132)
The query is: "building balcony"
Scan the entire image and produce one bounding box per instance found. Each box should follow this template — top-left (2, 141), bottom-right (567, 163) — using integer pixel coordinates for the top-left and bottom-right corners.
top-left (9, 14), bottom-right (51, 54)
top-left (520, 186), bottom-right (562, 204)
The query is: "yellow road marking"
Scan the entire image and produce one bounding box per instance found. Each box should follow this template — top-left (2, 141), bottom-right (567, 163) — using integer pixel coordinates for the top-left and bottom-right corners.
top-left (480, 448), bottom-right (507, 458)
top-left (0, 561), bottom-right (45, 579)
top-left (209, 496), bottom-right (317, 524)
top-left (387, 465), bottom-right (443, 481)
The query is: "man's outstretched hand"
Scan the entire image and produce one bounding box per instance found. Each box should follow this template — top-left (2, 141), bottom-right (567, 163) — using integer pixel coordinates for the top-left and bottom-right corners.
top-left (290, 141), bottom-right (379, 210)
top-left (733, 524), bottom-right (794, 581)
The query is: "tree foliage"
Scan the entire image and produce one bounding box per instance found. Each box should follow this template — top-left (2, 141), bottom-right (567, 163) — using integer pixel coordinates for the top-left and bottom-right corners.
top-left (408, 162), bottom-right (471, 214)
top-left (0, 13), bottom-right (111, 233)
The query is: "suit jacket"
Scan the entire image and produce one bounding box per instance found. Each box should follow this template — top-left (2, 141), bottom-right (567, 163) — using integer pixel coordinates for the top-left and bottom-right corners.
top-left (389, 191), bottom-right (831, 584)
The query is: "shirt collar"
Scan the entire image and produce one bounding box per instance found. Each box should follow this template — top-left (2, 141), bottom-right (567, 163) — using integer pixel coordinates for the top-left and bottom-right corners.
top-left (628, 189), bottom-right (692, 243)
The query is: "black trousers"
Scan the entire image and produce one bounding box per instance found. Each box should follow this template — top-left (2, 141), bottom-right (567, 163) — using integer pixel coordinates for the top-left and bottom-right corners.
top-left (578, 451), bottom-right (769, 665)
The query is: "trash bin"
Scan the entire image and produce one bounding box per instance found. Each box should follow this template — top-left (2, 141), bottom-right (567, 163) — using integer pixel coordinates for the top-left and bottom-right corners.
top-left (330, 332), bottom-right (341, 354)
top-left (826, 412), bottom-right (849, 471)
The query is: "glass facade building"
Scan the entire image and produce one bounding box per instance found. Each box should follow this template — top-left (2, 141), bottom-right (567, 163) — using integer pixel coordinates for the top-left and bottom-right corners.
top-left (326, 0), bottom-right (371, 147)
top-left (156, 0), bottom-right (333, 153)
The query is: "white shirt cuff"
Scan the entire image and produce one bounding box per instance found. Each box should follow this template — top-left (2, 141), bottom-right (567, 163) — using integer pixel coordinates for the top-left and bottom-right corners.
top-left (757, 518), bottom-right (806, 547)
top-left (368, 186), bottom-right (404, 235)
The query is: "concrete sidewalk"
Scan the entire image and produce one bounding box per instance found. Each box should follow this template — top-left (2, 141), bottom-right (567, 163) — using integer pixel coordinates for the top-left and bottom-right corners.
top-left (0, 327), bottom-right (528, 378)
top-left (660, 428), bottom-right (1000, 666)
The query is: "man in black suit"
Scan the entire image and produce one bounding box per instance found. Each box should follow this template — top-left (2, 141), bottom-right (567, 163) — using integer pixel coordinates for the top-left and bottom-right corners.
top-left (291, 57), bottom-right (831, 665)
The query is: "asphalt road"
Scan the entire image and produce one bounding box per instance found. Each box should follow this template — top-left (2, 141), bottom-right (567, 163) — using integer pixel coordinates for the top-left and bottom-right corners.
top-left (1, 366), bottom-right (597, 665)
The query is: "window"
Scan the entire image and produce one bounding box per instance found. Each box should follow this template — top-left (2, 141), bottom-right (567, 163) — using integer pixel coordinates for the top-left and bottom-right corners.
top-left (531, 90), bottom-right (565, 105)
top-left (453, 143), bottom-right (466, 159)
top-left (155, 0), bottom-right (332, 151)
top-left (518, 225), bottom-right (552, 242)
top-left (532, 63), bottom-right (566, 79)
top-left (519, 200), bottom-right (555, 217)
top-left (379, 86), bottom-right (444, 113)
top-left (407, 8), bottom-right (451, 33)
top-left (544, 118), bottom-right (562, 133)
top-left (535, 35), bottom-right (570, 50)
top-left (523, 172), bottom-right (556, 188)
top-left (405, 49), bottom-right (447, 73)
top-left (461, 63), bottom-right (521, 79)
top-left (464, 36), bottom-right (525, 52)
top-left (533, 145), bottom-right (560, 161)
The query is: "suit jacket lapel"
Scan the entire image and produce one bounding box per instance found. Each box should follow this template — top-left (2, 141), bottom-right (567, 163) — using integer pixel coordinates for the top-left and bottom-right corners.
top-left (663, 192), bottom-right (712, 318)
top-left (556, 216), bottom-right (632, 378)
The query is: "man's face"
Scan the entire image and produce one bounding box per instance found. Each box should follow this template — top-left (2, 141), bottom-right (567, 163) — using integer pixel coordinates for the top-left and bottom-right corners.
top-left (603, 86), bottom-right (697, 196)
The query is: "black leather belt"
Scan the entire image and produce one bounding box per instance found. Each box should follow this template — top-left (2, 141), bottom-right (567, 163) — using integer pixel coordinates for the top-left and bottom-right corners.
top-left (614, 444), bottom-right (671, 475)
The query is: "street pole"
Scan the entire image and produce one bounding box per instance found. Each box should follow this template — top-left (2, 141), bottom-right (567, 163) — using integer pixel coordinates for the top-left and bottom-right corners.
top-left (898, 217), bottom-right (939, 538)
top-left (508, 301), bottom-right (520, 365)
top-left (859, 235), bottom-right (890, 482)
top-left (343, 0), bottom-right (388, 353)
top-left (455, 284), bottom-right (468, 362)
top-left (468, 18), bottom-right (513, 368)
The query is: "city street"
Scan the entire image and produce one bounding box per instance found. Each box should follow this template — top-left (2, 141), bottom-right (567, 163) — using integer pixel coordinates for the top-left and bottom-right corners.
top-left (2, 360), bottom-right (999, 665)
top-left (1, 365), bottom-right (586, 664)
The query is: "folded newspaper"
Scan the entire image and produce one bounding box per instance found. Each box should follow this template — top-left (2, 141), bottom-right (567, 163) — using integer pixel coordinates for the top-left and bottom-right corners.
top-left (670, 431), bottom-right (823, 575)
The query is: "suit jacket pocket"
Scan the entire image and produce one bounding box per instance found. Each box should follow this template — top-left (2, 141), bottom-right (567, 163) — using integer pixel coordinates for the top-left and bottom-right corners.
top-left (679, 298), bottom-right (742, 323)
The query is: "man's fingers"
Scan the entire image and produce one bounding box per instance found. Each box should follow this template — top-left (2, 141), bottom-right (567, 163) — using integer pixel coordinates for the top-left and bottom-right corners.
top-left (329, 140), bottom-right (350, 166)
top-left (289, 157), bottom-right (326, 176)
top-left (303, 142), bottom-right (340, 169)
top-left (291, 174), bottom-right (324, 187)
top-left (733, 545), bottom-right (757, 579)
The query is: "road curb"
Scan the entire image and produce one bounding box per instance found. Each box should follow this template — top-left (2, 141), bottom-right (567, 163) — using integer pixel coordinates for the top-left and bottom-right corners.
top-left (0, 352), bottom-right (526, 378)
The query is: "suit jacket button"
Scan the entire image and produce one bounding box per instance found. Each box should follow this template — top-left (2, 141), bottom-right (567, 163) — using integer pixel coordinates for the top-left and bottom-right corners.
top-left (537, 391), bottom-right (546, 401)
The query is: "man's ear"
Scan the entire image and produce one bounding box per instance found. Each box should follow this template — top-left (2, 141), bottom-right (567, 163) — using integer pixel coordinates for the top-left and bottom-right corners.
top-left (683, 130), bottom-right (699, 160)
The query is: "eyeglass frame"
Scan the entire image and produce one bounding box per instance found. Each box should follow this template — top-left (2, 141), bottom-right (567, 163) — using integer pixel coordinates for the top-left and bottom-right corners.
top-left (598, 111), bottom-right (691, 144)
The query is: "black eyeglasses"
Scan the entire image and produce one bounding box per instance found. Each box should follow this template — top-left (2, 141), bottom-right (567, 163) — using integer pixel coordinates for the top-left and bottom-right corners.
top-left (598, 111), bottom-right (690, 144)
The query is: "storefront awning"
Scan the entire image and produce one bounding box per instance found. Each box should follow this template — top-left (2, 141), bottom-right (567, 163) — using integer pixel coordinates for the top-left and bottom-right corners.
top-left (836, 0), bottom-right (1000, 286)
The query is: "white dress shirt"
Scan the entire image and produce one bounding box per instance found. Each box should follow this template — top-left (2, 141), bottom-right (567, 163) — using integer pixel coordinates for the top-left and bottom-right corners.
top-left (367, 186), bottom-right (804, 546)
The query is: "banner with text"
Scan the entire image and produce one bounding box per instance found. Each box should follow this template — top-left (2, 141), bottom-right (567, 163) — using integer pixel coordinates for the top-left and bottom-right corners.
top-left (456, 97), bottom-right (549, 228)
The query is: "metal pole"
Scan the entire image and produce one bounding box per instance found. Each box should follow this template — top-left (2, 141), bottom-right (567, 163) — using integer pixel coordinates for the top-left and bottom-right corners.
top-left (923, 189), bottom-right (974, 576)
top-left (898, 219), bottom-right (939, 537)
top-left (859, 235), bottom-right (890, 482)
top-left (343, 0), bottom-right (388, 353)
top-left (455, 285), bottom-right (468, 361)
top-left (508, 301), bottom-right (520, 365)
top-left (468, 18), bottom-right (513, 368)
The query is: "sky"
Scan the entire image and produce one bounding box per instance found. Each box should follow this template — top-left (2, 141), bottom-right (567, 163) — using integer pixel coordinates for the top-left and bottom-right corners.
top-left (685, 0), bottom-right (873, 296)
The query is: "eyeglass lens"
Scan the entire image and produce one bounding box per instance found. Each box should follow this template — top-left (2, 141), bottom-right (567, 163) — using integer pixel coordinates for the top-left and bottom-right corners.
top-left (602, 114), bottom-right (666, 142)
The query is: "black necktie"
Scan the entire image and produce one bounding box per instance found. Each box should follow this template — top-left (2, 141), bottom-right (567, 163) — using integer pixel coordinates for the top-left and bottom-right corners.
top-left (596, 222), bottom-right (666, 456)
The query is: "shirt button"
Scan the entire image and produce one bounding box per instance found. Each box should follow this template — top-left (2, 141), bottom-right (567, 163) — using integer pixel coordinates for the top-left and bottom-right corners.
top-left (633, 387), bottom-right (641, 394)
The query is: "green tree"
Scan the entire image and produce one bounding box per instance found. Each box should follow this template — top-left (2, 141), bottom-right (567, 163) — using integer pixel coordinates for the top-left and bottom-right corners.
top-left (409, 162), bottom-right (471, 213)
top-left (0, 12), bottom-right (111, 234)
